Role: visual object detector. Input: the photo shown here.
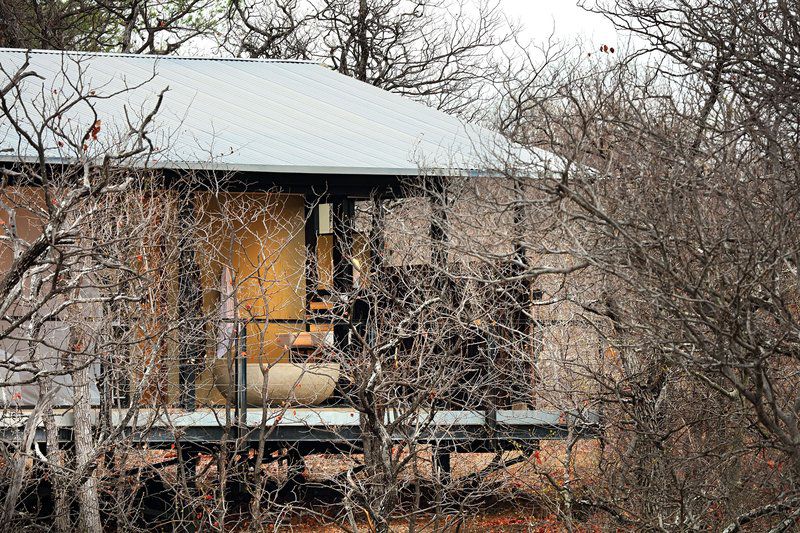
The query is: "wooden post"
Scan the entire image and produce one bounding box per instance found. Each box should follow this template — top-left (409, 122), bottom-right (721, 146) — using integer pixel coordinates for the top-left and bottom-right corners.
top-left (429, 177), bottom-right (448, 271)
top-left (331, 196), bottom-right (354, 351)
top-left (304, 197), bottom-right (320, 331)
top-left (369, 195), bottom-right (385, 274)
top-left (433, 446), bottom-right (451, 485)
top-left (234, 321), bottom-right (248, 427)
top-left (345, 195), bottom-right (386, 349)
top-left (177, 190), bottom-right (203, 411)
top-left (285, 447), bottom-right (307, 501)
top-left (429, 177), bottom-right (462, 409)
top-left (531, 289), bottom-right (543, 409)
top-left (511, 177), bottom-right (533, 408)
top-left (175, 446), bottom-right (199, 533)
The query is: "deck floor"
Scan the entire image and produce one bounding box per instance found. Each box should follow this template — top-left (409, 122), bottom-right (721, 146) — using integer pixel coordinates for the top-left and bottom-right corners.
top-left (0, 407), bottom-right (600, 451)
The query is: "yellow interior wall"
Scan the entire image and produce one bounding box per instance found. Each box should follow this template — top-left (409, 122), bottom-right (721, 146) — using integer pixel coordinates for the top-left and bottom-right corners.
top-left (197, 192), bottom-right (306, 321)
top-left (195, 192), bottom-right (309, 405)
top-left (317, 234), bottom-right (333, 290)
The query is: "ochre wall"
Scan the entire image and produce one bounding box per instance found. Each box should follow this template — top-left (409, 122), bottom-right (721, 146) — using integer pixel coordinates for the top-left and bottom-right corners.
top-left (195, 192), bottom-right (309, 404)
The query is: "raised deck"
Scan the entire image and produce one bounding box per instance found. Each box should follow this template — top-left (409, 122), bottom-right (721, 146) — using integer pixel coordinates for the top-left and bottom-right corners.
top-left (0, 408), bottom-right (600, 453)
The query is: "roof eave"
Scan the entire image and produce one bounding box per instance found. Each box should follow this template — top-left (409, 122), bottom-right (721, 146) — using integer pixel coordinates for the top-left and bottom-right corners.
top-left (0, 155), bottom-right (510, 178)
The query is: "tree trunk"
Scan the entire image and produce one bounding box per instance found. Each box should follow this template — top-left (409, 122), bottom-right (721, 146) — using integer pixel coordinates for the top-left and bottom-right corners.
top-left (359, 382), bottom-right (397, 533)
top-left (360, 416), bottom-right (396, 533)
top-left (355, 0), bottom-right (369, 82)
top-left (71, 328), bottom-right (102, 533)
top-left (2, 407), bottom-right (39, 524)
top-left (41, 378), bottom-right (71, 533)
top-left (3, 333), bottom-right (56, 525)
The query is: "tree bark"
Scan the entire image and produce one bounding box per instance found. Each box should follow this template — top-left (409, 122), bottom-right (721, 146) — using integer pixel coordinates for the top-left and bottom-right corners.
top-left (71, 328), bottom-right (102, 533)
top-left (2, 405), bottom-right (40, 524)
top-left (355, 0), bottom-right (369, 82)
top-left (41, 377), bottom-right (71, 533)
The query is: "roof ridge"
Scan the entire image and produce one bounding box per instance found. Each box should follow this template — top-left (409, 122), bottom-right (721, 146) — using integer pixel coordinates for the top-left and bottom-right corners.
top-left (0, 47), bottom-right (320, 65)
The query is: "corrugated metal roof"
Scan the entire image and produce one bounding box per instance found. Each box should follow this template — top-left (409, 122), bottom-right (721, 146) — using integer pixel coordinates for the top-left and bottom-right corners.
top-left (0, 48), bottom-right (552, 176)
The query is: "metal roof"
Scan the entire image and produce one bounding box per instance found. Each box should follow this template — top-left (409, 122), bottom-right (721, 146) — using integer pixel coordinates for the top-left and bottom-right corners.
top-left (0, 48), bottom-right (552, 176)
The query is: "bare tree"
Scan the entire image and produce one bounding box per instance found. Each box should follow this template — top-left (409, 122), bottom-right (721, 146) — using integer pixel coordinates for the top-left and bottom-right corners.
top-left (486, 0), bottom-right (800, 529)
top-left (223, 0), bottom-right (513, 117)
top-left (0, 53), bottom-right (189, 531)
top-left (0, 0), bottom-right (219, 54)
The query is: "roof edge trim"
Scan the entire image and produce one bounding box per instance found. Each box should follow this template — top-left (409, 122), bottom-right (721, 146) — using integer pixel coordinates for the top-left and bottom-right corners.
top-left (0, 47), bottom-right (321, 65)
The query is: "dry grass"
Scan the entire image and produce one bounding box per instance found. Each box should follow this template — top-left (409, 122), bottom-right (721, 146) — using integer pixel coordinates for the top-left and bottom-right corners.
top-left (242, 440), bottom-right (604, 531)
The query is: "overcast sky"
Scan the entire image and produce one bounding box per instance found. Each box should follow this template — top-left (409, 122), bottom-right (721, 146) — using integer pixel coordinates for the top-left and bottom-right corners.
top-left (501, 0), bottom-right (620, 47)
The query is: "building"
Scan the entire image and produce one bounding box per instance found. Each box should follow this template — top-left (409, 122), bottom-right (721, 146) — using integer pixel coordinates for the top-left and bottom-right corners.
top-left (0, 48), bottom-right (596, 467)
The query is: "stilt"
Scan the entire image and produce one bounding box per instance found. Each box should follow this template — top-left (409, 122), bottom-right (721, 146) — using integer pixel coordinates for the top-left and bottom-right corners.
top-left (283, 447), bottom-right (307, 502)
top-left (175, 447), bottom-right (198, 533)
top-left (432, 445), bottom-right (454, 518)
top-left (433, 446), bottom-right (452, 485)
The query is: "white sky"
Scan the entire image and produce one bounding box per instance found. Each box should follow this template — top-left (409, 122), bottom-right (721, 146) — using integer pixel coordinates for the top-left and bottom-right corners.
top-left (501, 0), bottom-right (621, 47)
